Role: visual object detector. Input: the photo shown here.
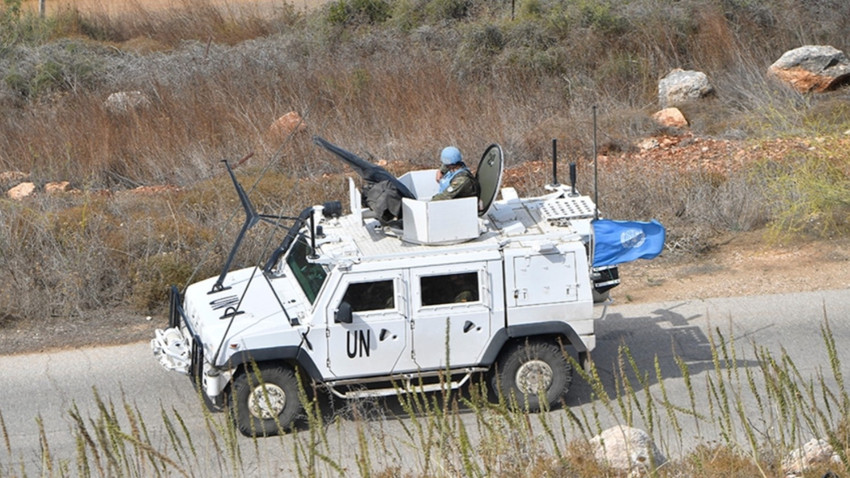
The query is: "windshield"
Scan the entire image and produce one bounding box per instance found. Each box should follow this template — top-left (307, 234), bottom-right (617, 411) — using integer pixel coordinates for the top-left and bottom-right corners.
top-left (285, 235), bottom-right (328, 304)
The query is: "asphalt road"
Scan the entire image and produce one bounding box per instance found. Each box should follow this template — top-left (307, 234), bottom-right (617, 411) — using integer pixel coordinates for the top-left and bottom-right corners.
top-left (2, 288), bottom-right (849, 476)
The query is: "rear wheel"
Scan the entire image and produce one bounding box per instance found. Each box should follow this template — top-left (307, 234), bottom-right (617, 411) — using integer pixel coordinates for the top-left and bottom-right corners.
top-left (490, 340), bottom-right (572, 411)
top-left (230, 363), bottom-right (302, 437)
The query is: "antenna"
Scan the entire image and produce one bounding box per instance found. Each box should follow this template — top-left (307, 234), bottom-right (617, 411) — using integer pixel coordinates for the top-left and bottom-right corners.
top-left (211, 160), bottom-right (299, 293)
top-left (211, 161), bottom-right (261, 292)
top-left (551, 138), bottom-right (560, 187)
top-left (569, 162), bottom-right (578, 197)
top-left (593, 105), bottom-right (599, 220)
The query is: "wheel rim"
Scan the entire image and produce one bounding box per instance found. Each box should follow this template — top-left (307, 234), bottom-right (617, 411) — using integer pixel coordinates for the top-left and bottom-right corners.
top-left (247, 383), bottom-right (286, 420)
top-left (515, 359), bottom-right (553, 395)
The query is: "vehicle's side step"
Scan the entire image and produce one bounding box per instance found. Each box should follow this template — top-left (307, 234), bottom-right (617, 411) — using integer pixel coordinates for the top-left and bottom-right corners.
top-left (324, 367), bottom-right (488, 399)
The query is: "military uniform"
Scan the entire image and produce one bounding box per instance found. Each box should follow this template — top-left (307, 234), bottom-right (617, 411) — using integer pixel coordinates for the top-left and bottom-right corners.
top-left (432, 166), bottom-right (479, 201)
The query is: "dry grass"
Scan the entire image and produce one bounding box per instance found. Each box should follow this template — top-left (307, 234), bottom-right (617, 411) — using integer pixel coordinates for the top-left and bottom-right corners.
top-left (2, 3), bottom-right (850, 476)
top-left (1, 0), bottom-right (849, 330)
top-left (21, 0), bottom-right (328, 16)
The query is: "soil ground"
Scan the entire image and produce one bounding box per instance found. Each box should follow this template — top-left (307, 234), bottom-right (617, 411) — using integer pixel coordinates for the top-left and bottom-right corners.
top-left (616, 232), bottom-right (850, 303)
top-left (2, 232), bottom-right (848, 356)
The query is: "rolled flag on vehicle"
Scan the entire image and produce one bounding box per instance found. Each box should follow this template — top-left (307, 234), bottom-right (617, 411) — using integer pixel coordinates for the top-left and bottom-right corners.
top-left (592, 219), bottom-right (666, 267)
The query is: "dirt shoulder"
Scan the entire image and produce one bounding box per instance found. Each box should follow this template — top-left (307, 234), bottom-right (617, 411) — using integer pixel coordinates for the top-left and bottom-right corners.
top-left (2, 231), bottom-right (848, 356)
top-left (615, 231), bottom-right (850, 304)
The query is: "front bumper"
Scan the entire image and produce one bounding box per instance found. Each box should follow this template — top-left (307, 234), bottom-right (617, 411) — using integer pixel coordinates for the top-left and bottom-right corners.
top-left (151, 327), bottom-right (191, 374)
top-left (151, 286), bottom-right (228, 410)
top-left (151, 285), bottom-right (197, 377)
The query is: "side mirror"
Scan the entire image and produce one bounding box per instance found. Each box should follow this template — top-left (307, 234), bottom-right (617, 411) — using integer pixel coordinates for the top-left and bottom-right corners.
top-left (335, 301), bottom-right (353, 324)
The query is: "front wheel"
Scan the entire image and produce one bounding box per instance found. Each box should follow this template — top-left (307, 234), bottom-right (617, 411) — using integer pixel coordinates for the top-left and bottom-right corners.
top-left (230, 363), bottom-right (302, 437)
top-left (490, 339), bottom-right (572, 412)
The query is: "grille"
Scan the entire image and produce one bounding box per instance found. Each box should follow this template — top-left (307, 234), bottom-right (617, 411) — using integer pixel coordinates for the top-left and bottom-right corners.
top-left (540, 197), bottom-right (596, 222)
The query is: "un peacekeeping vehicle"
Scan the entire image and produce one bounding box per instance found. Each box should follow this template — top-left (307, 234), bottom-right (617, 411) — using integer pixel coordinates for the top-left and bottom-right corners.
top-left (152, 136), bottom-right (636, 437)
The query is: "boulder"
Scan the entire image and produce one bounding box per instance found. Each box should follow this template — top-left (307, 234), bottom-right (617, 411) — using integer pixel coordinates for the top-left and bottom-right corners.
top-left (7, 182), bottom-right (36, 200)
top-left (782, 438), bottom-right (843, 477)
top-left (652, 107), bottom-right (688, 128)
top-left (0, 170), bottom-right (29, 186)
top-left (769, 45), bottom-right (850, 93)
top-left (129, 185), bottom-right (180, 195)
top-left (658, 69), bottom-right (713, 107)
top-left (267, 111), bottom-right (307, 140)
top-left (105, 90), bottom-right (150, 114)
top-left (637, 138), bottom-right (660, 151)
top-left (44, 181), bottom-right (71, 194)
top-left (590, 425), bottom-right (666, 473)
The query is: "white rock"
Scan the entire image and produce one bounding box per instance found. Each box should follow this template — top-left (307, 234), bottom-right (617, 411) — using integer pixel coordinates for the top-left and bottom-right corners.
top-left (768, 45), bottom-right (850, 93)
top-left (590, 425), bottom-right (666, 473)
top-left (44, 181), bottom-right (71, 194)
top-left (782, 438), bottom-right (843, 476)
top-left (105, 90), bottom-right (150, 113)
top-left (7, 182), bottom-right (36, 200)
top-left (638, 138), bottom-right (660, 151)
top-left (658, 69), bottom-right (713, 107)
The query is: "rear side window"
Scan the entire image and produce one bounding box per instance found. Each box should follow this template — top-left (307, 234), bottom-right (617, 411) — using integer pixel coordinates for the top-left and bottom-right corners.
top-left (420, 272), bottom-right (479, 306)
top-left (342, 280), bottom-right (395, 312)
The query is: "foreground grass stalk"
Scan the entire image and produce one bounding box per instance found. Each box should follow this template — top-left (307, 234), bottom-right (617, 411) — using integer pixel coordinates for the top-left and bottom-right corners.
top-left (537, 407), bottom-right (565, 466)
top-left (354, 404), bottom-right (372, 478)
top-left (451, 398), bottom-right (479, 477)
top-left (674, 354), bottom-right (703, 437)
top-left (624, 345), bottom-right (655, 440)
top-left (0, 410), bottom-right (9, 458)
top-left (36, 415), bottom-right (53, 476)
top-left (8, 318), bottom-right (850, 477)
top-left (69, 402), bottom-right (106, 477)
top-left (655, 355), bottom-right (683, 454)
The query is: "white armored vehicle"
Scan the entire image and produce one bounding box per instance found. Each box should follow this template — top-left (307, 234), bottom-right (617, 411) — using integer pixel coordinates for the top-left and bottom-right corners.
top-left (152, 136), bottom-right (637, 437)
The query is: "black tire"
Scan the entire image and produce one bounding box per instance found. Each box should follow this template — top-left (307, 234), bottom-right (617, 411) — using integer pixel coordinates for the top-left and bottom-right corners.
top-left (490, 339), bottom-right (572, 412)
top-left (230, 363), bottom-right (302, 437)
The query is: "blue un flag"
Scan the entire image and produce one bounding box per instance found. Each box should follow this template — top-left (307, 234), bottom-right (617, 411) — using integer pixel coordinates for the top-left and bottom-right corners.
top-left (592, 219), bottom-right (666, 267)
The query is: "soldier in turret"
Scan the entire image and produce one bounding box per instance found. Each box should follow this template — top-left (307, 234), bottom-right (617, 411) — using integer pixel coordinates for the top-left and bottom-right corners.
top-left (432, 146), bottom-right (479, 201)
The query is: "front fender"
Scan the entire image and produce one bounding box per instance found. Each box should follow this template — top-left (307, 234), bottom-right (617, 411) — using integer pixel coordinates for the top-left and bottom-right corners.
top-left (227, 346), bottom-right (323, 382)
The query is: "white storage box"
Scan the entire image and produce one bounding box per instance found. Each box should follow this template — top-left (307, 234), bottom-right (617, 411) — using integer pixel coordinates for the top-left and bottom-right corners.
top-left (402, 197), bottom-right (479, 245)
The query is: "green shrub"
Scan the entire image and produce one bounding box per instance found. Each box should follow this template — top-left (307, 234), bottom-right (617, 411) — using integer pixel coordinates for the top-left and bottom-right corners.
top-left (517, 0), bottom-right (544, 19)
top-left (1, 39), bottom-right (106, 98)
top-left (326, 0), bottom-right (352, 25)
top-left (325, 0), bottom-right (391, 26)
top-left (388, 0), bottom-right (425, 31)
top-left (759, 139), bottom-right (850, 239)
top-left (424, 0), bottom-right (471, 22)
top-left (130, 252), bottom-right (195, 312)
top-left (575, 0), bottom-right (626, 33)
top-left (452, 23), bottom-right (505, 78)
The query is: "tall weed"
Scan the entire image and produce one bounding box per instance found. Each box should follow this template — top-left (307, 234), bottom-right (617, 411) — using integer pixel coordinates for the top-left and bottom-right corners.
top-left (4, 319), bottom-right (848, 476)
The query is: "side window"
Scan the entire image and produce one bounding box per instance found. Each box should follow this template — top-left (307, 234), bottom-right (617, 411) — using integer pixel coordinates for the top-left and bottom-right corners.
top-left (420, 272), bottom-right (479, 306)
top-left (342, 280), bottom-right (395, 312)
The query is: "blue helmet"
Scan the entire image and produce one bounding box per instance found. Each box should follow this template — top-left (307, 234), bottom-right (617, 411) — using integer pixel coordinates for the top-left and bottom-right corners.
top-left (440, 146), bottom-right (462, 165)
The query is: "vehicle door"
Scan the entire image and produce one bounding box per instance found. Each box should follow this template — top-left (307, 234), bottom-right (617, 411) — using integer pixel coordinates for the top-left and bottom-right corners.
top-left (397, 263), bottom-right (493, 372)
top-left (508, 250), bottom-right (579, 307)
top-left (323, 270), bottom-right (408, 379)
